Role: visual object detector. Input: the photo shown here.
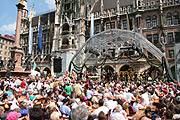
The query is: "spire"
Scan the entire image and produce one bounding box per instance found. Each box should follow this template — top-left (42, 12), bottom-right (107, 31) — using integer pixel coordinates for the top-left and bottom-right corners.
top-left (23, 0), bottom-right (28, 11)
top-left (29, 3), bottom-right (36, 19)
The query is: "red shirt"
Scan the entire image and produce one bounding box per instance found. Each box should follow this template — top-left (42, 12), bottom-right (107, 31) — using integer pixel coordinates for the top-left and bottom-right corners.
top-left (21, 81), bottom-right (26, 88)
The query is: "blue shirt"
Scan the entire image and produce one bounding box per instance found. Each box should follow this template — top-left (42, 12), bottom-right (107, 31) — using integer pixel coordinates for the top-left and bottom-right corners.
top-left (86, 89), bottom-right (93, 99)
top-left (60, 104), bottom-right (71, 116)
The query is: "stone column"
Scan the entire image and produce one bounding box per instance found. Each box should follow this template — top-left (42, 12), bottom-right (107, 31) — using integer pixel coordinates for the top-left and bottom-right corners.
top-left (15, 3), bottom-right (24, 47)
top-left (11, 3), bottom-right (25, 72)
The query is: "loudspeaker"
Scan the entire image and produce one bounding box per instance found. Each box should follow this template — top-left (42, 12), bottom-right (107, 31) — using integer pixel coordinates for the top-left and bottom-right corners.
top-left (54, 58), bottom-right (62, 73)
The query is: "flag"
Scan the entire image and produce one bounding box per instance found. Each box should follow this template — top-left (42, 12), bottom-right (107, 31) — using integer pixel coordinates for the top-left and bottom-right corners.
top-left (72, 71), bottom-right (77, 79)
top-left (126, 12), bottom-right (130, 30)
top-left (38, 25), bottom-right (42, 53)
top-left (29, 26), bottom-right (33, 54)
top-left (33, 61), bottom-right (37, 70)
top-left (50, 23), bottom-right (53, 48)
top-left (107, 10), bottom-right (112, 29)
top-left (91, 13), bottom-right (94, 36)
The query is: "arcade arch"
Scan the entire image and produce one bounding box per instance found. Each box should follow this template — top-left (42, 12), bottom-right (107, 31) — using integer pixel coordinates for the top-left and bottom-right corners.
top-left (43, 67), bottom-right (51, 75)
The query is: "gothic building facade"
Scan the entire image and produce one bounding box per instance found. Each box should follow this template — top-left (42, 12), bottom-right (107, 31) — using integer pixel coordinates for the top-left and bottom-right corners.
top-left (20, 0), bottom-right (54, 74)
top-left (20, 0), bottom-right (180, 76)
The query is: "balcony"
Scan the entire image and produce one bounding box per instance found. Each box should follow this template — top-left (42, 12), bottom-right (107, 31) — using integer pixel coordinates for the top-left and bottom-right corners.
top-left (61, 44), bottom-right (69, 49)
top-left (62, 30), bottom-right (69, 35)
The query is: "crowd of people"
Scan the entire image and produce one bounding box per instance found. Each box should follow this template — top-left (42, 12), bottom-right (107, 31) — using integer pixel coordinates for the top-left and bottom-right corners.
top-left (0, 71), bottom-right (179, 120)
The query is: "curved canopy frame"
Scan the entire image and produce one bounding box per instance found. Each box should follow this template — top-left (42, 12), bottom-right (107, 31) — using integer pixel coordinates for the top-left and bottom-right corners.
top-left (69, 29), bottom-right (174, 81)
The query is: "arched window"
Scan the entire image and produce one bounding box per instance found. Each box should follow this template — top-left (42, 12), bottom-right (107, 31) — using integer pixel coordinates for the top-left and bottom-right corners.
top-left (146, 16), bottom-right (151, 28)
top-left (167, 12), bottom-right (172, 25)
top-left (62, 23), bottom-right (69, 35)
top-left (173, 11), bottom-right (179, 25)
top-left (62, 38), bottom-right (69, 45)
top-left (61, 38), bottom-right (69, 49)
top-left (152, 15), bottom-right (157, 27)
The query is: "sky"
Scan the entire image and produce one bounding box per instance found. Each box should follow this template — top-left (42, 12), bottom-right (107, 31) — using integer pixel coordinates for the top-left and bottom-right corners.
top-left (0, 0), bottom-right (55, 36)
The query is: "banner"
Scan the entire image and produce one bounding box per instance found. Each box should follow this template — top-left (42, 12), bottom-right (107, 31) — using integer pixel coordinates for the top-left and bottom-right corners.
top-left (50, 23), bottom-right (53, 48)
top-left (107, 10), bottom-right (112, 29)
top-left (29, 26), bottom-right (33, 54)
top-left (91, 13), bottom-right (94, 36)
top-left (38, 25), bottom-right (42, 53)
top-left (33, 61), bottom-right (37, 70)
top-left (175, 43), bottom-right (180, 81)
top-left (126, 12), bottom-right (130, 30)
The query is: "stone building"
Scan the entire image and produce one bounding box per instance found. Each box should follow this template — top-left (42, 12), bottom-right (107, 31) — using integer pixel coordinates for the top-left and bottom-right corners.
top-left (0, 35), bottom-right (15, 64)
top-left (53, 0), bottom-right (179, 76)
top-left (20, 0), bottom-right (180, 76)
top-left (20, 0), bottom-right (54, 74)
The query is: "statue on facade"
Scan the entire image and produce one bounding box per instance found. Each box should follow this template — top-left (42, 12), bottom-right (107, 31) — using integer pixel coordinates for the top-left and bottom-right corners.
top-left (0, 60), bottom-right (4, 70)
top-left (7, 58), bottom-right (17, 71)
top-left (25, 56), bottom-right (31, 71)
top-left (6, 69), bottom-right (11, 78)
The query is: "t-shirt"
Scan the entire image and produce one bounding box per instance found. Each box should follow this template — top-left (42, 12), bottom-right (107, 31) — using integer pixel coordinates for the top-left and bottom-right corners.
top-left (65, 86), bottom-right (72, 95)
top-left (133, 102), bottom-right (144, 112)
top-left (21, 81), bottom-right (26, 88)
top-left (86, 90), bottom-right (93, 99)
top-left (30, 95), bottom-right (35, 101)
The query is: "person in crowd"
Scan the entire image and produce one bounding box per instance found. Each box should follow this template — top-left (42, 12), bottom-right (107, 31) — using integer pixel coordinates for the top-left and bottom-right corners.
top-left (125, 89), bottom-right (136, 103)
top-left (27, 106), bottom-right (43, 120)
top-left (45, 102), bottom-right (56, 119)
top-left (0, 70), bottom-right (179, 120)
top-left (91, 99), bottom-right (109, 118)
top-left (65, 83), bottom-right (72, 98)
top-left (21, 79), bottom-right (26, 90)
top-left (108, 105), bottom-right (128, 120)
top-left (50, 111), bottom-right (61, 120)
top-left (29, 91), bottom-right (35, 101)
top-left (86, 86), bottom-right (93, 100)
top-left (98, 111), bottom-right (106, 120)
top-left (104, 96), bottom-right (117, 111)
top-left (132, 98), bottom-right (145, 112)
top-left (140, 108), bottom-right (152, 120)
top-left (60, 98), bottom-right (71, 116)
top-left (172, 106), bottom-right (180, 120)
top-left (163, 110), bottom-right (174, 120)
top-left (0, 106), bottom-right (5, 119)
top-left (19, 101), bottom-right (29, 116)
top-left (70, 104), bottom-right (89, 120)
top-left (74, 82), bottom-right (82, 97)
top-left (6, 111), bottom-right (21, 120)
top-left (1, 103), bottom-right (11, 119)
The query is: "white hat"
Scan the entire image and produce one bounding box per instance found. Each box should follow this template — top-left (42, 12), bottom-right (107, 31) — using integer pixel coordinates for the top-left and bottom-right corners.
top-left (49, 102), bottom-right (56, 109)
top-left (94, 92), bottom-right (102, 96)
top-left (10, 103), bottom-right (20, 111)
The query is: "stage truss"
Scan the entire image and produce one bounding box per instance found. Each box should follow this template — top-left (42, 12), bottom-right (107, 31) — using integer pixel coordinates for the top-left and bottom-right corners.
top-left (68, 29), bottom-right (175, 81)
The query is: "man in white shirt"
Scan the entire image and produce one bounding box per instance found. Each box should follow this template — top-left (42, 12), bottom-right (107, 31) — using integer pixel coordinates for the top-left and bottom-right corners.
top-left (86, 86), bottom-right (93, 100)
top-left (28, 82), bottom-right (36, 91)
top-left (14, 78), bottom-right (21, 88)
top-left (104, 96), bottom-right (117, 110)
top-left (133, 98), bottom-right (145, 112)
top-left (91, 99), bottom-right (109, 118)
top-left (126, 90), bottom-right (135, 103)
top-left (108, 105), bottom-right (127, 120)
top-left (141, 91), bottom-right (150, 105)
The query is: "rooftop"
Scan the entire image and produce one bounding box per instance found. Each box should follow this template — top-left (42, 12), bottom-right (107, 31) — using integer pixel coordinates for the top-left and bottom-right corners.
top-left (0, 34), bottom-right (15, 42)
top-left (92, 0), bottom-right (134, 13)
